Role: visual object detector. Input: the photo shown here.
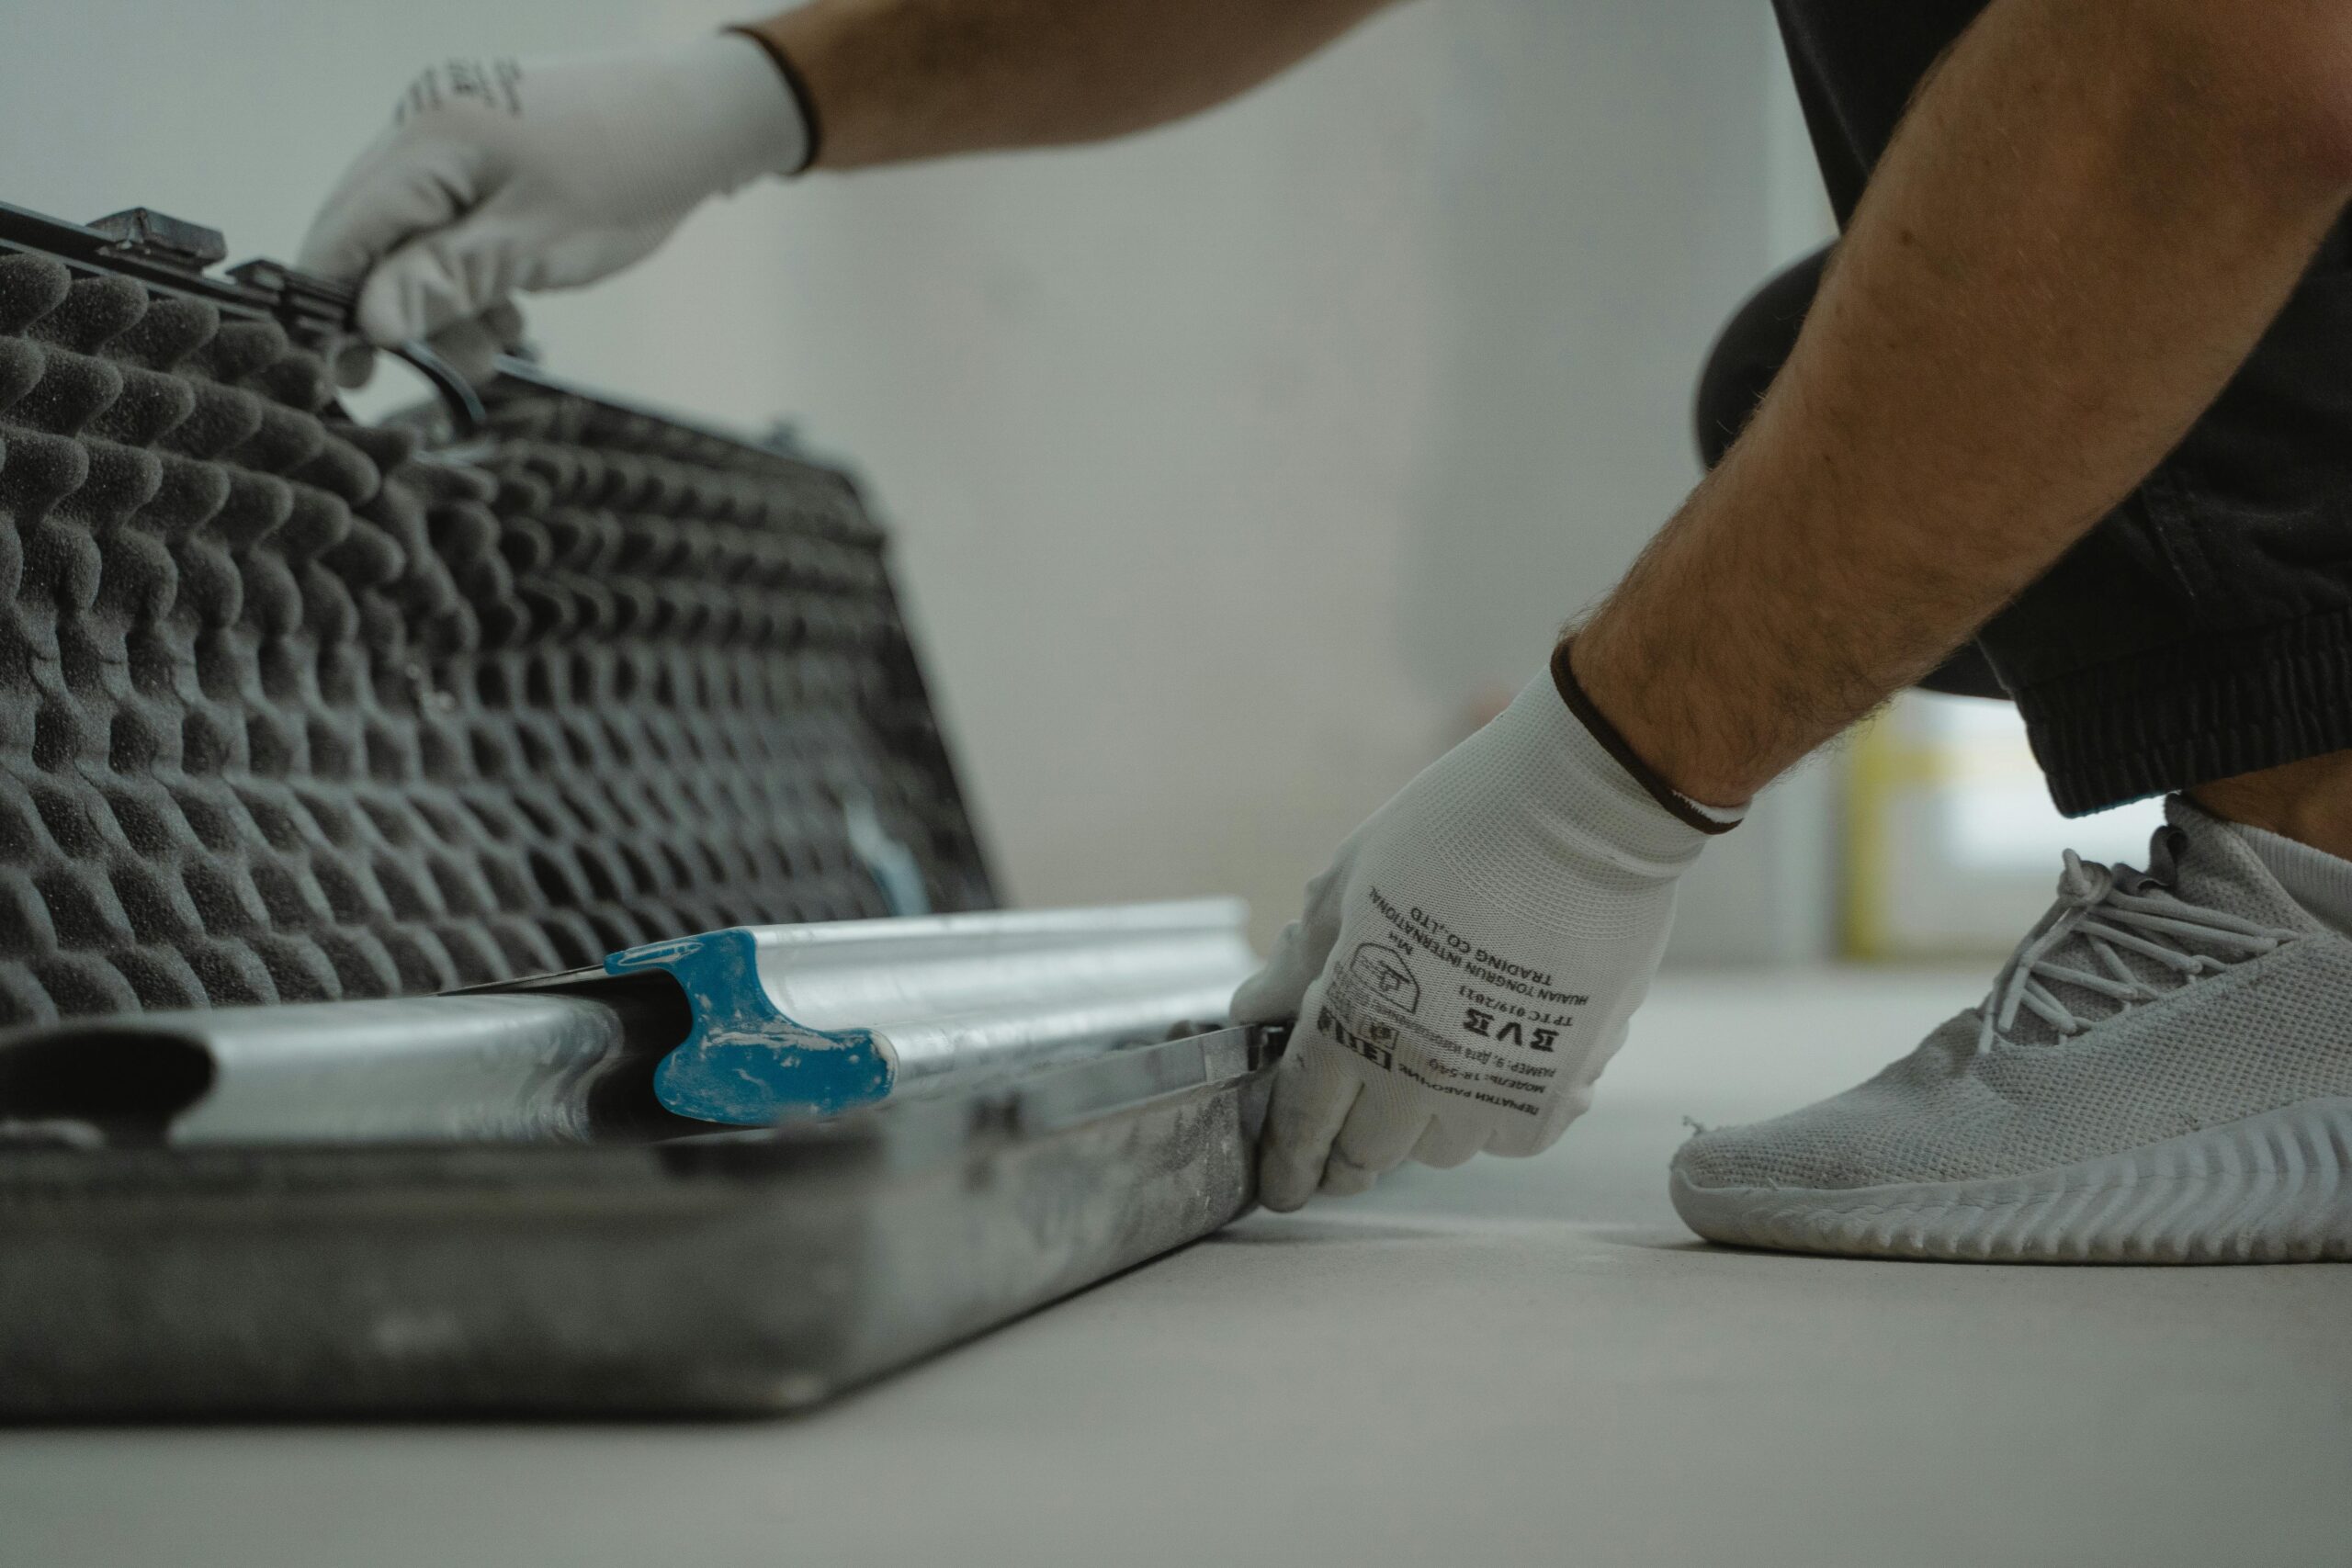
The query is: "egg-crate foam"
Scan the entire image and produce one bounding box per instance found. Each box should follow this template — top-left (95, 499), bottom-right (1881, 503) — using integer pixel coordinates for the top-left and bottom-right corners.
top-left (0, 252), bottom-right (990, 1027)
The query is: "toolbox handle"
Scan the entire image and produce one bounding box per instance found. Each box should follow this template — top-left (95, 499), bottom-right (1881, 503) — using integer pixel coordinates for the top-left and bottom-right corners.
top-left (221, 255), bottom-right (487, 441)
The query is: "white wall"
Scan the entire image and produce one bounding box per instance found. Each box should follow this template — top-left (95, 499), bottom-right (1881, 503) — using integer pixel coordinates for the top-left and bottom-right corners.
top-left (2, 0), bottom-right (1834, 961)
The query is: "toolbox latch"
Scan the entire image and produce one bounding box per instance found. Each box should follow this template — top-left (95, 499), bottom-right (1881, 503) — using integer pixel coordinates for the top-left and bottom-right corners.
top-left (87, 208), bottom-right (227, 274)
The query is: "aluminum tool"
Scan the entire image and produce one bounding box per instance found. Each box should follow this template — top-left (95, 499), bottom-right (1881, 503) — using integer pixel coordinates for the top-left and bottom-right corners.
top-left (0, 903), bottom-right (1258, 1147)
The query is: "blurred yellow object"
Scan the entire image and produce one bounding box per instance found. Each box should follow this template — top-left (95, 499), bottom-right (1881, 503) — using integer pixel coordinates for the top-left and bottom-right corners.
top-left (1842, 705), bottom-right (1946, 961)
top-left (1842, 693), bottom-right (2166, 960)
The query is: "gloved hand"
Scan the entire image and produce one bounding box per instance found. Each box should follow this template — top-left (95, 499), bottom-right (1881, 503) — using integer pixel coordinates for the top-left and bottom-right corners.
top-left (298, 34), bottom-right (810, 382)
top-left (1232, 649), bottom-right (1740, 1211)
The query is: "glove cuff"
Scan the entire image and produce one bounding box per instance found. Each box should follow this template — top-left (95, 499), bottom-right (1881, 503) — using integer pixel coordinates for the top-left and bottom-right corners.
top-left (722, 26), bottom-right (823, 175)
top-left (1548, 641), bottom-right (1742, 837)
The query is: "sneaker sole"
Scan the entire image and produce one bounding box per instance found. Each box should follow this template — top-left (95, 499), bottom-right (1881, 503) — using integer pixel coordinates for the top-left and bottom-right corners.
top-left (1669, 1096), bottom-right (2352, 1263)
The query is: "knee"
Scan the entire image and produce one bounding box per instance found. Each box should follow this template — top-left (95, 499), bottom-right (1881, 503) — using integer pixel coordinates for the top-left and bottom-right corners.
top-left (1693, 244), bottom-right (1831, 470)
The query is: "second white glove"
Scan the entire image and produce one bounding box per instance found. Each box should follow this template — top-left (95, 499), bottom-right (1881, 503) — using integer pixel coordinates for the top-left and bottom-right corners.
top-left (299, 34), bottom-right (810, 355)
top-left (1233, 651), bottom-right (1740, 1211)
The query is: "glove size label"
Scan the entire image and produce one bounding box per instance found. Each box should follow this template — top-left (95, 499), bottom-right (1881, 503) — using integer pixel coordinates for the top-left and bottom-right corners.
top-left (398, 58), bottom-right (525, 123)
top-left (1312, 886), bottom-right (1589, 1119)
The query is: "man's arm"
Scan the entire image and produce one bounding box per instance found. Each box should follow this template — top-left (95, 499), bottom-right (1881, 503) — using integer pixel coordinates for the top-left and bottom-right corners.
top-left (1573, 0), bottom-right (2352, 807)
top-left (300, 0), bottom-right (1396, 354)
top-left (757, 0), bottom-right (1400, 169)
top-left (1237, 0), bottom-right (2352, 1208)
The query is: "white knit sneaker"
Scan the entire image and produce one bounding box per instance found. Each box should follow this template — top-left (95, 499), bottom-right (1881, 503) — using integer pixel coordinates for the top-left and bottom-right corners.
top-left (1671, 797), bottom-right (2352, 1262)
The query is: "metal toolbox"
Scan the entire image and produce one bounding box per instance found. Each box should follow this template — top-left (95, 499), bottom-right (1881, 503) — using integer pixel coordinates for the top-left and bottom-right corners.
top-left (0, 201), bottom-right (1275, 1419)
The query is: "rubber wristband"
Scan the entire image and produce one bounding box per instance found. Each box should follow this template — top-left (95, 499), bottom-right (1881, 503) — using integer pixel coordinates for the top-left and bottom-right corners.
top-left (724, 25), bottom-right (823, 175)
top-left (1549, 641), bottom-right (1738, 836)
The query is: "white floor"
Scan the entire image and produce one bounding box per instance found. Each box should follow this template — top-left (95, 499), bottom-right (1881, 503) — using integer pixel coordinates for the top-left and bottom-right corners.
top-left (5, 969), bottom-right (2348, 1568)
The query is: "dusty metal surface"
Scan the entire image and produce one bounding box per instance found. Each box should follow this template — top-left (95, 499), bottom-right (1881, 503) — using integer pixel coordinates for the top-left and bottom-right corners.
top-left (0, 1024), bottom-right (1278, 1418)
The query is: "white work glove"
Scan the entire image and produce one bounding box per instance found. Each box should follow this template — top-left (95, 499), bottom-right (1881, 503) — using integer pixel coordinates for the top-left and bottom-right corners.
top-left (299, 34), bottom-right (811, 381)
top-left (1233, 652), bottom-right (1741, 1211)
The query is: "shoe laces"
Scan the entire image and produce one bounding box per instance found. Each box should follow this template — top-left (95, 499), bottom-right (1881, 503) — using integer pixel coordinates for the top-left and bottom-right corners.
top-left (1974, 843), bottom-right (2298, 1055)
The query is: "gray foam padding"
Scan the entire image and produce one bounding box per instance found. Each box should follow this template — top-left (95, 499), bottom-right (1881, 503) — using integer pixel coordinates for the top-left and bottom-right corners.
top-left (0, 251), bottom-right (990, 1028)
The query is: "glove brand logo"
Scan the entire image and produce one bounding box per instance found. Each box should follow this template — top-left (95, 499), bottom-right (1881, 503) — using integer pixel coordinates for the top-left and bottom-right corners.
top-left (1316, 1004), bottom-right (1396, 1071)
top-left (1348, 942), bottom-right (1421, 1014)
top-left (398, 58), bottom-right (526, 123)
top-left (1462, 1008), bottom-right (1560, 1053)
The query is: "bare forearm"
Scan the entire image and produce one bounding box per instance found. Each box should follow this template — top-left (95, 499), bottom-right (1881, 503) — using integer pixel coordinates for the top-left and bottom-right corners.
top-left (1576, 0), bottom-right (2352, 807)
top-left (753, 0), bottom-right (1396, 170)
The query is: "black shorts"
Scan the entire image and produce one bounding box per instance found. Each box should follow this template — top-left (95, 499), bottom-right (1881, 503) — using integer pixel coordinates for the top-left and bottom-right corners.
top-left (1709, 0), bottom-right (2352, 816)
top-left (1698, 245), bottom-right (2352, 815)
